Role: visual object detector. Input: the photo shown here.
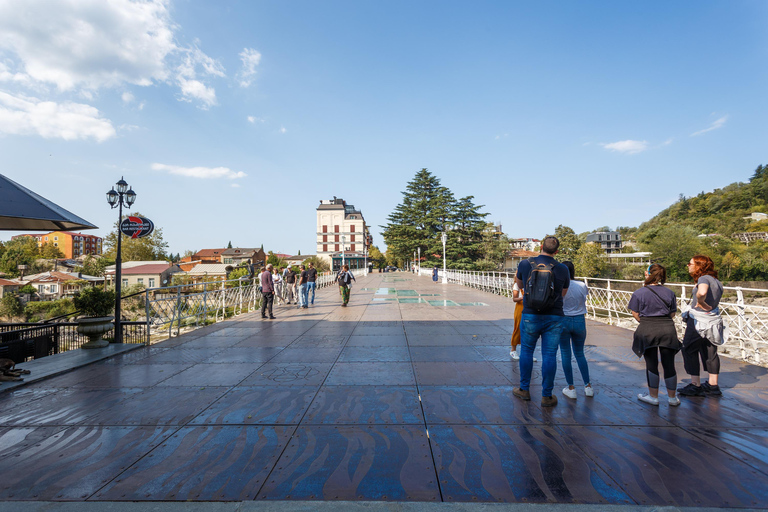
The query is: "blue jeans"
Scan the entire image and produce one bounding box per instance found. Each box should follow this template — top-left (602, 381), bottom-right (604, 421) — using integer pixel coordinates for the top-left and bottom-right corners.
top-left (519, 314), bottom-right (564, 397)
top-left (559, 315), bottom-right (590, 387)
top-left (298, 284), bottom-right (308, 307)
top-left (307, 282), bottom-right (316, 304)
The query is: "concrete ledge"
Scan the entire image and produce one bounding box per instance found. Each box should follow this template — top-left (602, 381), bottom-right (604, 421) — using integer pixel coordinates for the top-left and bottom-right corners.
top-left (0, 343), bottom-right (145, 393)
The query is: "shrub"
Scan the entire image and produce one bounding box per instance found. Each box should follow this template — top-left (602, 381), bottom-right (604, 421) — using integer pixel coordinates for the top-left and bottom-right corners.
top-left (23, 298), bottom-right (75, 322)
top-left (73, 287), bottom-right (116, 318)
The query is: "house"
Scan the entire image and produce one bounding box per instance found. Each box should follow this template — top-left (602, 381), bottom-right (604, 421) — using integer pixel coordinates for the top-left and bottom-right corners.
top-left (104, 263), bottom-right (181, 289)
top-left (509, 238), bottom-right (540, 252)
top-left (733, 232), bottom-right (768, 244)
top-left (182, 248), bottom-right (228, 264)
top-left (316, 197), bottom-right (372, 268)
top-left (12, 231), bottom-right (103, 258)
top-left (183, 263), bottom-right (232, 284)
top-left (605, 252), bottom-right (652, 265)
top-left (21, 271), bottom-right (103, 299)
top-left (585, 231), bottom-right (623, 254)
top-left (504, 249), bottom-right (539, 272)
top-left (0, 278), bottom-right (21, 298)
top-left (284, 255), bottom-right (309, 267)
top-left (743, 212), bottom-right (768, 222)
top-left (220, 248), bottom-right (266, 266)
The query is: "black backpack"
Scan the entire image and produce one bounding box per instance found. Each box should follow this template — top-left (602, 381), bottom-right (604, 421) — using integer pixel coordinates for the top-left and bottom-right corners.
top-left (523, 257), bottom-right (557, 312)
top-left (337, 271), bottom-right (351, 286)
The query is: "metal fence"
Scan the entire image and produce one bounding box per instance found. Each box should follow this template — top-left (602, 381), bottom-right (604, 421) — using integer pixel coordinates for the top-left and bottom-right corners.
top-left (145, 269), bottom-right (367, 339)
top-left (421, 268), bottom-right (768, 366)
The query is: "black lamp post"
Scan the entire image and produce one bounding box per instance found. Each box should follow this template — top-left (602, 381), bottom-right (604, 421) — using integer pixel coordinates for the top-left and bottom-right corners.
top-left (106, 177), bottom-right (136, 343)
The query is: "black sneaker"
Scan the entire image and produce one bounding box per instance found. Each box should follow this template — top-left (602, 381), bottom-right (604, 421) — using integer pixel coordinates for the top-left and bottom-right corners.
top-left (701, 382), bottom-right (722, 396)
top-left (677, 383), bottom-right (705, 396)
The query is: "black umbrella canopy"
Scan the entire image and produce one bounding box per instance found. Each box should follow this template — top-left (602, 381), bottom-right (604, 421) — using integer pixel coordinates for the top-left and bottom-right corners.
top-left (0, 174), bottom-right (98, 231)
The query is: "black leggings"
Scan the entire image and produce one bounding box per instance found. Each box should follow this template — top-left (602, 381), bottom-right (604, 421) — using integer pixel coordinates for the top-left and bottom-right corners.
top-left (643, 347), bottom-right (678, 390)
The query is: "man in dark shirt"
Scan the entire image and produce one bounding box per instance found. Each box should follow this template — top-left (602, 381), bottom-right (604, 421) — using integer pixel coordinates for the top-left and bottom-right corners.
top-left (513, 236), bottom-right (570, 407)
top-left (306, 262), bottom-right (318, 306)
top-left (260, 264), bottom-right (276, 319)
top-left (284, 266), bottom-right (296, 304)
top-left (297, 264), bottom-right (309, 309)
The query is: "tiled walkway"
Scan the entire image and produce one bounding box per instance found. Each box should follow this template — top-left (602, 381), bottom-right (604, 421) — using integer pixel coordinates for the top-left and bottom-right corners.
top-left (1, 272), bottom-right (767, 506)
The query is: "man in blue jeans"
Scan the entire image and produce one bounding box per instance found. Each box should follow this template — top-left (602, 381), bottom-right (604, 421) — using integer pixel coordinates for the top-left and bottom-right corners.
top-left (513, 236), bottom-right (570, 407)
top-left (306, 262), bottom-right (318, 305)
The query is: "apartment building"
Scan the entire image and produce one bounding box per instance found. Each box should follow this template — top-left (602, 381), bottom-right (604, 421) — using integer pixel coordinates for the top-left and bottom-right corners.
top-left (585, 231), bottom-right (623, 254)
top-left (316, 197), bottom-right (371, 270)
top-left (13, 231), bottom-right (103, 259)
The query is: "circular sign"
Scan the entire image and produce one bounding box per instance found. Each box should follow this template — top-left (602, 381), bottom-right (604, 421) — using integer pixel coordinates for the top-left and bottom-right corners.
top-left (120, 216), bottom-right (154, 239)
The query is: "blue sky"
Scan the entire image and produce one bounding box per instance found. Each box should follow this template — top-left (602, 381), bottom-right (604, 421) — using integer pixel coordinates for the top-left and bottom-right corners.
top-left (1, 1), bottom-right (766, 256)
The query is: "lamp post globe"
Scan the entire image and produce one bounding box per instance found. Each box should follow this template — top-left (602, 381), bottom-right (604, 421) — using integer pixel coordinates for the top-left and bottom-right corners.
top-left (441, 231), bottom-right (448, 284)
top-left (107, 177), bottom-right (137, 343)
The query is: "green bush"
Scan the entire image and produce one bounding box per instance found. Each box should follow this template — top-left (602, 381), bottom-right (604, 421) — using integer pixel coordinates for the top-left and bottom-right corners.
top-left (0, 294), bottom-right (24, 319)
top-left (73, 287), bottom-right (115, 317)
top-left (24, 298), bottom-right (76, 322)
top-left (18, 285), bottom-right (37, 295)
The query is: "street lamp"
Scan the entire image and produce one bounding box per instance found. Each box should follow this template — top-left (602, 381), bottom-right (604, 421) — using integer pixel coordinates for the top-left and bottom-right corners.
top-left (417, 247), bottom-right (421, 275)
top-left (106, 176), bottom-right (136, 343)
top-left (341, 235), bottom-right (346, 268)
top-left (441, 231), bottom-right (448, 283)
top-left (413, 251), bottom-right (416, 273)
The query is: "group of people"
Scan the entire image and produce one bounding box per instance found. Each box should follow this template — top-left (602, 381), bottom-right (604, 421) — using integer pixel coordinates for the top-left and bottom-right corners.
top-left (258, 262), bottom-right (357, 318)
top-left (511, 235), bottom-right (725, 408)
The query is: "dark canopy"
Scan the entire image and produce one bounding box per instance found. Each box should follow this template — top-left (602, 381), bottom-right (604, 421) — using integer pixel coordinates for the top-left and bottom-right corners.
top-left (0, 174), bottom-right (97, 231)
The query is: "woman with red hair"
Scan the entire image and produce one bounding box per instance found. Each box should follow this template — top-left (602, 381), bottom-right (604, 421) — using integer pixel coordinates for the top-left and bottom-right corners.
top-left (678, 255), bottom-right (724, 397)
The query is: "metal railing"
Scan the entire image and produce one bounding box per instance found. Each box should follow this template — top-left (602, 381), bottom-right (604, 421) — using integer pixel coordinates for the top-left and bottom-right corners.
top-left (145, 269), bottom-right (367, 339)
top-left (421, 268), bottom-right (768, 366)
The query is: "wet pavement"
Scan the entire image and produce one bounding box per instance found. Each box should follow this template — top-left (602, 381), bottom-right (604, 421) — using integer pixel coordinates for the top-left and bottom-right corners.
top-left (1, 272), bottom-right (767, 507)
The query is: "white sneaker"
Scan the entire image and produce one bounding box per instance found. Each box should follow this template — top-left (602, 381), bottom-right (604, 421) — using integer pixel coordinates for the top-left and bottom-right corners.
top-left (562, 387), bottom-right (577, 399)
top-left (585, 385), bottom-right (594, 397)
top-left (668, 396), bottom-right (681, 407)
top-left (510, 348), bottom-right (519, 360)
top-left (637, 393), bottom-right (659, 406)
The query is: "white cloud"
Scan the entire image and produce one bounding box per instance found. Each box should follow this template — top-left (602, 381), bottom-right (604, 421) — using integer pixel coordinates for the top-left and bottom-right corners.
top-left (600, 139), bottom-right (648, 155)
top-left (230, 183), bottom-right (240, 188)
top-left (151, 163), bottom-right (246, 180)
top-left (237, 48), bottom-right (261, 87)
top-left (0, 0), bottom-right (225, 109)
top-left (691, 115), bottom-right (728, 136)
top-left (121, 91), bottom-right (134, 103)
top-left (0, 90), bottom-right (115, 141)
top-left (247, 115), bottom-right (265, 124)
top-left (279, 126), bottom-right (287, 134)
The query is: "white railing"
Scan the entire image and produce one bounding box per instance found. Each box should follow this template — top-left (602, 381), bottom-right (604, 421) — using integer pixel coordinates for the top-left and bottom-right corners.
top-left (144, 269), bottom-right (367, 339)
top-left (420, 268), bottom-right (768, 366)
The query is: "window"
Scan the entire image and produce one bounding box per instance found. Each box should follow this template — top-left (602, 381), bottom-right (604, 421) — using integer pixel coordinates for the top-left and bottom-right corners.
top-left (50, 284), bottom-right (57, 293)
top-left (137, 278), bottom-right (144, 285)
top-left (149, 278), bottom-right (155, 287)
top-left (122, 279), bottom-right (128, 287)
top-left (334, 225), bottom-right (339, 233)
top-left (335, 235), bottom-right (339, 242)
top-left (351, 244), bottom-right (355, 252)
top-left (44, 236), bottom-right (48, 240)
top-left (350, 234), bottom-right (355, 242)
top-left (54, 236), bottom-right (58, 241)
top-left (350, 225), bottom-right (355, 232)
top-left (323, 225), bottom-right (327, 233)
top-left (322, 235), bottom-right (327, 242)
top-left (597, 235), bottom-right (602, 241)
top-left (323, 244), bottom-right (328, 252)
top-left (38, 285), bottom-right (44, 293)
top-left (335, 244), bottom-right (339, 252)
top-left (54, 242), bottom-right (58, 246)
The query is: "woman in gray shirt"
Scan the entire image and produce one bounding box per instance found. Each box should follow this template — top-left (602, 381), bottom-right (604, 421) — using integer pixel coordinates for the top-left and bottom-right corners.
top-left (678, 255), bottom-right (724, 397)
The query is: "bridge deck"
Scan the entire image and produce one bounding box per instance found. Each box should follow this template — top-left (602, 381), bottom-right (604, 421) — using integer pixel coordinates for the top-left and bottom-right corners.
top-left (1, 272), bottom-right (767, 506)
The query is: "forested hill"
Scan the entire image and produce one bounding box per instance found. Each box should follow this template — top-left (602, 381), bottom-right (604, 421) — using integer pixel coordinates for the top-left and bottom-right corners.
top-left (636, 163), bottom-right (768, 236)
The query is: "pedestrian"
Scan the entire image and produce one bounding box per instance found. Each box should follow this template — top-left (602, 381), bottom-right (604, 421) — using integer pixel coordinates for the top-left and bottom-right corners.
top-left (510, 280), bottom-right (524, 360)
top-left (297, 264), bottom-right (309, 309)
top-left (628, 263), bottom-right (681, 406)
top-left (260, 264), bottom-right (276, 319)
top-left (432, 266), bottom-right (438, 283)
top-left (512, 235), bottom-right (570, 407)
top-left (284, 265), bottom-right (296, 304)
top-left (337, 264), bottom-right (356, 307)
top-left (272, 266), bottom-right (284, 305)
top-left (307, 262), bottom-right (318, 306)
top-left (559, 261), bottom-right (593, 399)
top-left (678, 255), bottom-right (726, 397)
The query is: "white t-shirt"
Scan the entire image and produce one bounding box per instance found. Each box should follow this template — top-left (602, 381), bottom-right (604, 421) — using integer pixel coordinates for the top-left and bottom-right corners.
top-left (562, 280), bottom-right (588, 316)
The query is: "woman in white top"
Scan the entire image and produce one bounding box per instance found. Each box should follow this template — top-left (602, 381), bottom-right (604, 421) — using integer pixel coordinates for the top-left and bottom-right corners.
top-left (559, 261), bottom-right (593, 399)
top-left (272, 268), bottom-right (284, 305)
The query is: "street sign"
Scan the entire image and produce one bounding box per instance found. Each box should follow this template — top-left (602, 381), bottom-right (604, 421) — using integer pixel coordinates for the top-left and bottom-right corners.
top-left (119, 216), bottom-right (154, 239)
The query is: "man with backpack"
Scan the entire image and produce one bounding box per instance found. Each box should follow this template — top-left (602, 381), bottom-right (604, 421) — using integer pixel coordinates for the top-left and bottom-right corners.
top-left (512, 236), bottom-right (570, 407)
top-left (337, 264), bottom-right (355, 307)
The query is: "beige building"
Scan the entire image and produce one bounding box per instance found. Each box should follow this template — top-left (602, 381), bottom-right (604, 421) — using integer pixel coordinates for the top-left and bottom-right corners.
top-left (316, 197), bottom-right (371, 271)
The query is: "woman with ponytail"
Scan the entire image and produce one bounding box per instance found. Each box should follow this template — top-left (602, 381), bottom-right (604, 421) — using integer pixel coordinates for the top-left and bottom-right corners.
top-left (628, 263), bottom-right (682, 406)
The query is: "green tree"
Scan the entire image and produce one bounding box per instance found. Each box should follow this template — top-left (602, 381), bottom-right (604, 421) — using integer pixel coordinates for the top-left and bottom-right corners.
top-left (450, 196), bottom-right (489, 269)
top-left (574, 243), bottom-right (607, 278)
top-left (0, 294), bottom-right (24, 320)
top-left (74, 255), bottom-right (114, 277)
top-left (40, 242), bottom-right (64, 259)
top-left (368, 245), bottom-right (386, 268)
top-left (103, 212), bottom-right (169, 261)
top-left (266, 251), bottom-right (286, 268)
top-left (639, 225), bottom-right (704, 280)
top-left (554, 225), bottom-right (582, 260)
top-left (303, 255), bottom-right (330, 273)
top-left (227, 241), bottom-right (233, 248)
top-left (0, 236), bottom-right (41, 276)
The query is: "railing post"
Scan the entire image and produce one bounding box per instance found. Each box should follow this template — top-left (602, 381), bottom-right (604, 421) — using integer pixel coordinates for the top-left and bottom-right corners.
top-left (736, 288), bottom-right (747, 361)
top-left (606, 279), bottom-right (613, 325)
top-left (144, 288), bottom-right (150, 345)
top-left (174, 286), bottom-right (182, 337)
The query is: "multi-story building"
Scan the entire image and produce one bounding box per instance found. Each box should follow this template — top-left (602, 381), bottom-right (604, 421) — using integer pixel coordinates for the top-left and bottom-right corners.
top-left (12, 231), bottom-right (103, 259)
top-left (316, 197), bottom-right (371, 270)
top-left (586, 231), bottom-right (623, 254)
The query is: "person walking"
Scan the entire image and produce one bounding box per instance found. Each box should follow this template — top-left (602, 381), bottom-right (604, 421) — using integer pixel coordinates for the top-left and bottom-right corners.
top-left (284, 266), bottom-right (296, 304)
top-left (307, 262), bottom-right (318, 306)
top-left (337, 264), bottom-right (356, 307)
top-left (512, 236), bottom-right (570, 407)
top-left (432, 266), bottom-right (439, 283)
top-left (678, 255), bottom-right (725, 397)
top-left (260, 264), bottom-right (276, 319)
top-left (297, 264), bottom-right (309, 309)
top-left (559, 261), bottom-right (593, 399)
top-left (272, 267), bottom-right (284, 306)
top-left (510, 280), bottom-right (524, 360)
top-left (628, 263), bottom-right (681, 406)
